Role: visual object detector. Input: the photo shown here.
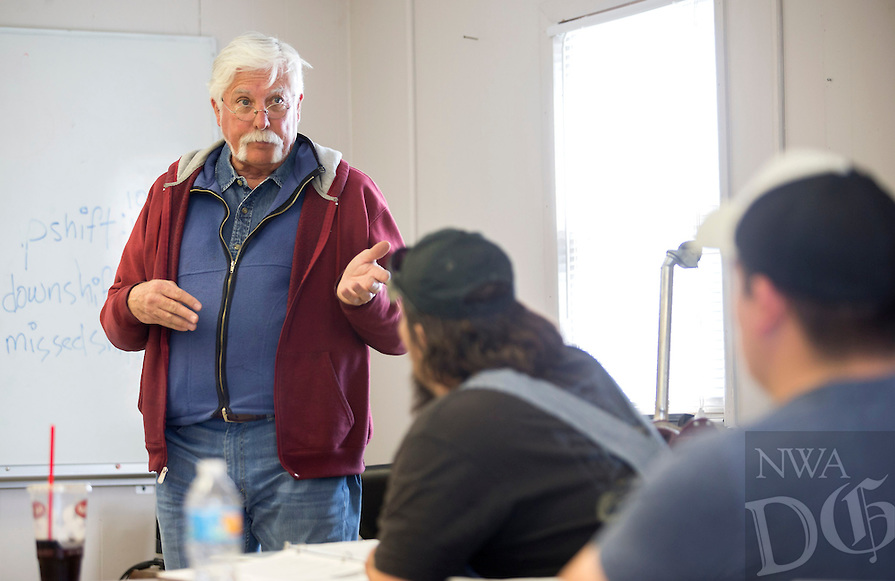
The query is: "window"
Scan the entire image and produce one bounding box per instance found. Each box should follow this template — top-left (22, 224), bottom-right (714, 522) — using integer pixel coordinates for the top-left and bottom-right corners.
top-left (553, 0), bottom-right (724, 416)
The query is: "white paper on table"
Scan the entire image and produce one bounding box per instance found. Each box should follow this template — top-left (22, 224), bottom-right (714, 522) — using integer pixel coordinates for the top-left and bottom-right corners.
top-left (158, 539), bottom-right (379, 581)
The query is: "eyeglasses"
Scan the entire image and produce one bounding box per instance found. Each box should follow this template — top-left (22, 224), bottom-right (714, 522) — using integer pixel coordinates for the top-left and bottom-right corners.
top-left (221, 98), bottom-right (291, 122)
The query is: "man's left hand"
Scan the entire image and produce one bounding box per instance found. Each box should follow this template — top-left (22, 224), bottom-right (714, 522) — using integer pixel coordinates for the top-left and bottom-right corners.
top-left (337, 240), bottom-right (392, 306)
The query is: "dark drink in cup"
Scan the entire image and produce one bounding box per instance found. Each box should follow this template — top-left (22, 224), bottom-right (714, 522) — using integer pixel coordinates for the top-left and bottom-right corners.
top-left (35, 540), bottom-right (84, 581)
top-left (27, 483), bottom-right (90, 581)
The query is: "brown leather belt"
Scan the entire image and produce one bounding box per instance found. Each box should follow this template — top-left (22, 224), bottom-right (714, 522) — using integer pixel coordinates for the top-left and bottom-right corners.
top-left (212, 409), bottom-right (274, 423)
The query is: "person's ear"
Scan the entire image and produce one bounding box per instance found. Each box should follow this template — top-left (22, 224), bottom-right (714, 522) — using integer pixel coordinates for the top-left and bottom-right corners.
top-left (412, 322), bottom-right (427, 349)
top-left (748, 274), bottom-right (788, 336)
top-left (211, 98), bottom-right (222, 127)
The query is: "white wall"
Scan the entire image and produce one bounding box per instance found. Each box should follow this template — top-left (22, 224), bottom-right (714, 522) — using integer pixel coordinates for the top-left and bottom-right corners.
top-left (782, 0), bottom-right (895, 186)
top-left (1, 0), bottom-right (893, 578)
top-left (720, 0), bottom-right (895, 424)
top-left (353, 0), bottom-right (562, 464)
top-left (347, 0), bottom-right (416, 466)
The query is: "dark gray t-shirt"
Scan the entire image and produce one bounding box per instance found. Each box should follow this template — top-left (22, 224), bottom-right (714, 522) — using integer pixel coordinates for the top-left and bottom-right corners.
top-left (374, 347), bottom-right (644, 581)
top-left (599, 374), bottom-right (895, 581)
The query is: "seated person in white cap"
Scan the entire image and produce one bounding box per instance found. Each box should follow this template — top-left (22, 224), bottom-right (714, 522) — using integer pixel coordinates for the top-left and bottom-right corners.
top-left (560, 149), bottom-right (895, 581)
top-left (365, 228), bottom-right (667, 581)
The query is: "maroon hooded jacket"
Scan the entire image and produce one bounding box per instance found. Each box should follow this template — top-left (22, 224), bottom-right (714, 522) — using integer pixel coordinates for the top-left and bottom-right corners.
top-left (100, 138), bottom-right (405, 481)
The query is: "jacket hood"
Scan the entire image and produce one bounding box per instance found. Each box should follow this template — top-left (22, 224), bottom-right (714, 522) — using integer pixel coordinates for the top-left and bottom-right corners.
top-left (168, 137), bottom-right (343, 199)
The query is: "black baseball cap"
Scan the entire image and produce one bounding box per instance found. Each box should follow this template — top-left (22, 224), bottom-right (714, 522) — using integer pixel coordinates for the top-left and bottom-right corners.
top-left (696, 149), bottom-right (895, 304)
top-left (388, 228), bottom-right (515, 318)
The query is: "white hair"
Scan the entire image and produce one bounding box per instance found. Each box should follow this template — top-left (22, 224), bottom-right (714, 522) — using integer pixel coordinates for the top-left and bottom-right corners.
top-left (208, 32), bottom-right (310, 103)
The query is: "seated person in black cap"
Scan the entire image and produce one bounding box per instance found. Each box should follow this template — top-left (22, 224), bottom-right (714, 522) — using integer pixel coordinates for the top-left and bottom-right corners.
top-left (560, 150), bottom-right (895, 581)
top-left (365, 229), bottom-right (666, 581)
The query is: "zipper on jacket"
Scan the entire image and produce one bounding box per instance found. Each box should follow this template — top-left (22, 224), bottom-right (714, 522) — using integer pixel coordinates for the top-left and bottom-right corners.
top-left (202, 165), bottom-right (325, 420)
top-left (189, 188), bottom-right (234, 418)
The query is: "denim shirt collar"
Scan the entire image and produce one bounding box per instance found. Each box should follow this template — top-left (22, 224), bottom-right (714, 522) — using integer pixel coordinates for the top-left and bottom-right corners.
top-left (215, 142), bottom-right (293, 192)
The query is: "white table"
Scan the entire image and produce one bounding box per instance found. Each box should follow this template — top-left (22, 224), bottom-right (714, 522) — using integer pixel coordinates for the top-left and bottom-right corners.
top-left (158, 539), bottom-right (378, 581)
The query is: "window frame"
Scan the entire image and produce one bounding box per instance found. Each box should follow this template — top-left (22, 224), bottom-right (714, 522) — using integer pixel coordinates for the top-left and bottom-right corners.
top-left (548, 0), bottom-right (738, 423)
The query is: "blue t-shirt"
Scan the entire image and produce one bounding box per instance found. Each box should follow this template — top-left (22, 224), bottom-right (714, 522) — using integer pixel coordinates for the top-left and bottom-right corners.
top-left (598, 374), bottom-right (895, 580)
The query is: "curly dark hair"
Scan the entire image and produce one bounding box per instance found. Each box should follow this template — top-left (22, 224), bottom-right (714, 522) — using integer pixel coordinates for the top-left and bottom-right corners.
top-left (400, 282), bottom-right (570, 389)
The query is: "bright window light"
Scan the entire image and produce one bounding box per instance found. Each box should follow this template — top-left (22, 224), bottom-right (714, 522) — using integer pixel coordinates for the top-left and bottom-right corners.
top-left (554, 0), bottom-right (724, 416)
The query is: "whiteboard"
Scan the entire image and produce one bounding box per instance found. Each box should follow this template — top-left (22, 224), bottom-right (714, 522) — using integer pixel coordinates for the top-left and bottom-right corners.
top-left (0, 27), bottom-right (218, 478)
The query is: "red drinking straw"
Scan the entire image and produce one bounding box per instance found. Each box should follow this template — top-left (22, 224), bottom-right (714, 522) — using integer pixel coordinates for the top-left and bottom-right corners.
top-left (48, 424), bottom-right (55, 540)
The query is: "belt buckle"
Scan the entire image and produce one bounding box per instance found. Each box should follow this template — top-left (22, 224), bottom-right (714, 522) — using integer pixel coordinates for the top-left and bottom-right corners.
top-left (219, 409), bottom-right (270, 423)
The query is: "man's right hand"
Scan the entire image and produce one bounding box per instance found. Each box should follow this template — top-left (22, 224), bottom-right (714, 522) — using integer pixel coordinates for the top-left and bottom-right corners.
top-left (127, 280), bottom-right (202, 332)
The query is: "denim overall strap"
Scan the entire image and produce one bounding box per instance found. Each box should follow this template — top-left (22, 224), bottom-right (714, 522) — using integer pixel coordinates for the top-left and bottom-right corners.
top-left (461, 368), bottom-right (667, 476)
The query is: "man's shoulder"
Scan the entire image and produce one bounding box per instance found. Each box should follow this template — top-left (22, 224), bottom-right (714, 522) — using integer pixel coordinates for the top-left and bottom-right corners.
top-left (641, 426), bottom-right (744, 481)
top-left (166, 140), bottom-right (225, 187)
top-left (751, 373), bottom-right (895, 432)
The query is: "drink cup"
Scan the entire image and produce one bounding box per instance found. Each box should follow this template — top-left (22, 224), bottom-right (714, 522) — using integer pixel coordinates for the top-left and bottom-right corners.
top-left (26, 483), bottom-right (91, 581)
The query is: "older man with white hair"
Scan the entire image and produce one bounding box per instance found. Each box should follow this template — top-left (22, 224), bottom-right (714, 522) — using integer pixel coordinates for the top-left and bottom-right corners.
top-left (101, 32), bottom-right (405, 567)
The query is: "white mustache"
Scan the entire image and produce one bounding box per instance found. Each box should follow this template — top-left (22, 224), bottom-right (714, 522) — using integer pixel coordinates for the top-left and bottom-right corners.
top-left (239, 130), bottom-right (284, 148)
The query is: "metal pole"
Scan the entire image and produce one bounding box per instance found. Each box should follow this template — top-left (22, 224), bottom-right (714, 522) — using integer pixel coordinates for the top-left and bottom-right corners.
top-left (655, 255), bottom-right (676, 422)
top-left (654, 241), bottom-right (702, 422)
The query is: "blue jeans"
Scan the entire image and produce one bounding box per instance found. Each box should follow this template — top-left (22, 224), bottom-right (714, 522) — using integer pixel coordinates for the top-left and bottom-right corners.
top-left (156, 418), bottom-right (361, 569)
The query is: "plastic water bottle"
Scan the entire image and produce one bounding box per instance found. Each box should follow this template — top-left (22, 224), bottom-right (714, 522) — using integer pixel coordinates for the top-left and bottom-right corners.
top-left (184, 458), bottom-right (244, 581)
